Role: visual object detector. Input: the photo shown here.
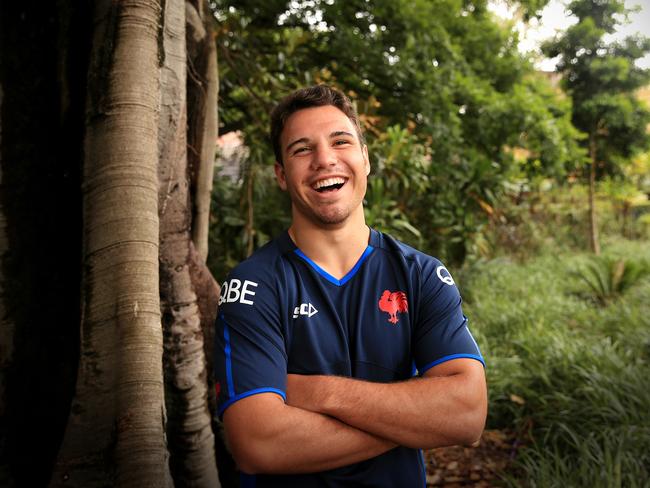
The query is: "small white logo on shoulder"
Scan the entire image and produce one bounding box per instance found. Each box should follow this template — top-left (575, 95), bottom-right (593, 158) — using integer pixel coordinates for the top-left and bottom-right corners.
top-left (293, 303), bottom-right (318, 319)
top-left (436, 266), bottom-right (455, 286)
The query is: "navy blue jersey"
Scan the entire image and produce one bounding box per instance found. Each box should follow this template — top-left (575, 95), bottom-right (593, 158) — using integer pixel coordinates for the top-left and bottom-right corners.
top-left (214, 228), bottom-right (484, 487)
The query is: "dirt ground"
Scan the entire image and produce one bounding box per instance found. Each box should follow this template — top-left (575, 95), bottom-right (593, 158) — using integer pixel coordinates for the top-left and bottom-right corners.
top-left (424, 430), bottom-right (518, 487)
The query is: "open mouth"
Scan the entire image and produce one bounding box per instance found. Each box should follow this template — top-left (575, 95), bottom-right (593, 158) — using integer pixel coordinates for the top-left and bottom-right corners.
top-left (313, 177), bottom-right (346, 193)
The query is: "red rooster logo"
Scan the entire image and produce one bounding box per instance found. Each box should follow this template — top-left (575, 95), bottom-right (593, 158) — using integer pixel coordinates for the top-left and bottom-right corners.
top-left (378, 290), bottom-right (408, 324)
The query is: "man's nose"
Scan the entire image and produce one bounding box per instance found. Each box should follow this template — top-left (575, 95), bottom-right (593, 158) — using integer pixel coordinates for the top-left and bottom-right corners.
top-left (311, 144), bottom-right (336, 169)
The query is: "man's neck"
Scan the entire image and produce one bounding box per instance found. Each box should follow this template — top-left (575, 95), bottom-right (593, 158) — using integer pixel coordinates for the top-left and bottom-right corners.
top-left (289, 214), bottom-right (370, 281)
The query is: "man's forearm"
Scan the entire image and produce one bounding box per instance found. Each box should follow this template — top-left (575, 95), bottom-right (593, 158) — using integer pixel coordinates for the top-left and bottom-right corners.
top-left (223, 393), bottom-right (396, 474)
top-left (286, 359), bottom-right (487, 449)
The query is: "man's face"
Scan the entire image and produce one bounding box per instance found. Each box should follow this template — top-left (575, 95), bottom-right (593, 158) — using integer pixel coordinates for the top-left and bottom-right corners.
top-left (274, 105), bottom-right (370, 228)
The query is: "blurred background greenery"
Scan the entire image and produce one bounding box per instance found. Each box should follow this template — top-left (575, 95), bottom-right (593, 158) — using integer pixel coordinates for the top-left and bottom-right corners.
top-left (207, 0), bottom-right (649, 484)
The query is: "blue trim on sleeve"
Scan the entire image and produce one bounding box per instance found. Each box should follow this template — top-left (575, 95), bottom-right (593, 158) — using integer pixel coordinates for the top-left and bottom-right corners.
top-left (419, 354), bottom-right (485, 375)
top-left (218, 387), bottom-right (287, 417)
top-left (465, 324), bottom-right (483, 356)
top-left (222, 316), bottom-right (235, 398)
top-left (418, 449), bottom-right (426, 488)
top-left (294, 245), bottom-right (374, 286)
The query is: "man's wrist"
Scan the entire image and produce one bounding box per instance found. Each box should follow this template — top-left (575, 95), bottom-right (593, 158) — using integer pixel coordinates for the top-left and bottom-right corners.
top-left (300, 374), bottom-right (337, 414)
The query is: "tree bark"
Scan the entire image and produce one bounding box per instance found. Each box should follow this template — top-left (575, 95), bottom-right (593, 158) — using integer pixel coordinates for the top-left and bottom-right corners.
top-left (186, 0), bottom-right (219, 264)
top-left (158, 1), bottom-right (220, 486)
top-left (50, 1), bottom-right (173, 486)
top-left (185, 0), bottom-right (221, 422)
top-left (588, 132), bottom-right (601, 255)
top-left (185, 4), bottom-right (239, 485)
top-left (245, 163), bottom-right (255, 257)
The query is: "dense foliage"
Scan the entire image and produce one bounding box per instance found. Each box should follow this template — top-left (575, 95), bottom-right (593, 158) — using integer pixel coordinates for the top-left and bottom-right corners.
top-left (209, 0), bottom-right (583, 276)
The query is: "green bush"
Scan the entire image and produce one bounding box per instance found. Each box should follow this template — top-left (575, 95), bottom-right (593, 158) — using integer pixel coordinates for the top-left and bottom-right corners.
top-left (461, 239), bottom-right (650, 485)
top-left (572, 256), bottom-right (650, 306)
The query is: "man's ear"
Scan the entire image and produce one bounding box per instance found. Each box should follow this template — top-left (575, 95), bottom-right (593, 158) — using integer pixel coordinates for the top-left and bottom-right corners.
top-left (362, 145), bottom-right (371, 176)
top-left (274, 162), bottom-right (288, 191)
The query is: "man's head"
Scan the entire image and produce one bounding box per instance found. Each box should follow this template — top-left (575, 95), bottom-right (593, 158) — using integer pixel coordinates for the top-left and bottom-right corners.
top-left (270, 85), bottom-right (365, 166)
top-left (271, 86), bottom-right (370, 229)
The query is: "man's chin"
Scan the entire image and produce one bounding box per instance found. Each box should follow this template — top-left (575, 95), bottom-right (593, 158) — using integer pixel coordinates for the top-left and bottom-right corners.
top-left (310, 209), bottom-right (351, 227)
top-left (292, 202), bottom-right (358, 228)
top-left (315, 213), bottom-right (349, 227)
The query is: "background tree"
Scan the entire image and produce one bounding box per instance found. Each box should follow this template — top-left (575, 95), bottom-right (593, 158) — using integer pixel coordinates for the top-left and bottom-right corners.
top-left (543, 0), bottom-right (650, 254)
top-left (50, 0), bottom-right (173, 485)
top-left (157, 1), bottom-right (220, 486)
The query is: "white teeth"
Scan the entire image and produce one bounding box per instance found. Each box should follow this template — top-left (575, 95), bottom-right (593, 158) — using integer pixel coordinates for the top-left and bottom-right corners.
top-left (313, 177), bottom-right (345, 189)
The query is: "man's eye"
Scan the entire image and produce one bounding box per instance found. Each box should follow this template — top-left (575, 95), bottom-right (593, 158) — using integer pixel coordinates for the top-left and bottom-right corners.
top-left (334, 140), bottom-right (351, 146)
top-left (293, 147), bottom-right (310, 154)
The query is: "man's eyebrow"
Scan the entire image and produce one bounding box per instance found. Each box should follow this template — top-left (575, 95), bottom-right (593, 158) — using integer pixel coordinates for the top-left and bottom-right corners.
top-left (330, 130), bottom-right (355, 139)
top-left (286, 137), bottom-right (309, 153)
top-left (285, 131), bottom-right (355, 152)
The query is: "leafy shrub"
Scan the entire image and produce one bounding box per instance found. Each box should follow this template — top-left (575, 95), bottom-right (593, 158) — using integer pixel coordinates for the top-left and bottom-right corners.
top-left (573, 256), bottom-right (650, 306)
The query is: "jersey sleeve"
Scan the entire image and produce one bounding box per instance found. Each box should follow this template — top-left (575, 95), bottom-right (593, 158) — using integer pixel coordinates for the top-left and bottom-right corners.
top-left (412, 258), bottom-right (484, 374)
top-left (213, 269), bottom-right (287, 417)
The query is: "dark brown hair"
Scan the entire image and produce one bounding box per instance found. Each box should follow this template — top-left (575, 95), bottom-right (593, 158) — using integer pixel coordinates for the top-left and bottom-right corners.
top-left (270, 85), bottom-right (365, 165)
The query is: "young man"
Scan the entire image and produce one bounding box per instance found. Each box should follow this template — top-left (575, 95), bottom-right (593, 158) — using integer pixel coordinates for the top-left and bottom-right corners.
top-left (214, 85), bottom-right (487, 486)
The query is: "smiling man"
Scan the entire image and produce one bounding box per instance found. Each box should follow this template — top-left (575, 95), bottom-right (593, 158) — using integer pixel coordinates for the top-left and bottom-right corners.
top-left (214, 85), bottom-right (487, 487)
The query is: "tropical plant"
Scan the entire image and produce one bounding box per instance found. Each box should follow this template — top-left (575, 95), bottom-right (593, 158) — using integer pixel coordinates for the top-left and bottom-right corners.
top-left (364, 125), bottom-right (428, 244)
top-left (573, 255), bottom-right (650, 305)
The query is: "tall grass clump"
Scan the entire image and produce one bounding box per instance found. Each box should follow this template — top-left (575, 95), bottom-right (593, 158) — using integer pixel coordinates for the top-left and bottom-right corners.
top-left (461, 239), bottom-right (650, 486)
top-left (573, 255), bottom-right (650, 306)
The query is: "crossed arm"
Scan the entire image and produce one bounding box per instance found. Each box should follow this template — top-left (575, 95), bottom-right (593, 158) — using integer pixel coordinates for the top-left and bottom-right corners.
top-left (223, 358), bottom-right (487, 474)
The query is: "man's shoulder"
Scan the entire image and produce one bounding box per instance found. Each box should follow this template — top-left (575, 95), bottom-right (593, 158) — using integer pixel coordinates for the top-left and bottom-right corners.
top-left (372, 230), bottom-right (443, 271)
top-left (225, 232), bottom-right (292, 281)
top-left (218, 233), bottom-right (293, 310)
top-left (372, 230), bottom-right (460, 291)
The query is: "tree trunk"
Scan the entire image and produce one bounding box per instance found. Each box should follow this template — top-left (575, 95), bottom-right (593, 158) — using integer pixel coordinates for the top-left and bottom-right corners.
top-left (185, 8), bottom-right (238, 484)
top-left (621, 202), bottom-right (630, 238)
top-left (186, 0), bottom-right (222, 423)
top-left (588, 132), bottom-right (601, 255)
top-left (50, 1), bottom-right (173, 486)
top-left (158, 1), bottom-right (220, 486)
top-left (245, 163), bottom-right (255, 257)
top-left (186, 0), bottom-right (219, 265)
